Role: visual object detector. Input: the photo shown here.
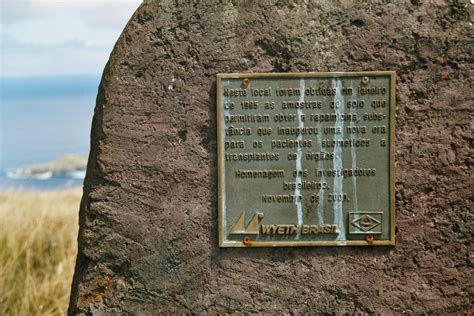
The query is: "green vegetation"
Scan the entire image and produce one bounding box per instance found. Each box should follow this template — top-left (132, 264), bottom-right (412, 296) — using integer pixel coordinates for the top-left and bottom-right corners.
top-left (0, 189), bottom-right (81, 315)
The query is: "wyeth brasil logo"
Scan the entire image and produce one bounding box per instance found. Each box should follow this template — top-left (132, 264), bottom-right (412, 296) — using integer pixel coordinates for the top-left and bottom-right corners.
top-left (228, 211), bottom-right (383, 236)
top-left (229, 212), bottom-right (338, 236)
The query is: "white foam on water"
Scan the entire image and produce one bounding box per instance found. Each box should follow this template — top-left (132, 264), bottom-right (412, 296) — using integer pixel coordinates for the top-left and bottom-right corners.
top-left (332, 79), bottom-right (346, 241)
top-left (6, 170), bottom-right (53, 180)
top-left (294, 79), bottom-right (305, 230)
top-left (68, 170), bottom-right (86, 179)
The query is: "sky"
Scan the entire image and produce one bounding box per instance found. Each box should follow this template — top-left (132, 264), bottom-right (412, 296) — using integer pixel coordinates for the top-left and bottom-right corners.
top-left (0, 0), bottom-right (142, 77)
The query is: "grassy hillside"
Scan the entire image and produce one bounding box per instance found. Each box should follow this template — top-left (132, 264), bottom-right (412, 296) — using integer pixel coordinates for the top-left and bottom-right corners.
top-left (0, 189), bottom-right (81, 315)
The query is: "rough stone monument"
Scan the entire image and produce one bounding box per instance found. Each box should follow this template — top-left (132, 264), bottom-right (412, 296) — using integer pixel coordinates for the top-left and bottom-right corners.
top-left (69, 0), bottom-right (473, 314)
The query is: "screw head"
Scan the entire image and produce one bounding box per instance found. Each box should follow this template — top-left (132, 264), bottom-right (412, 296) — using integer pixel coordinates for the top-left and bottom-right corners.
top-left (366, 234), bottom-right (374, 243)
top-left (243, 236), bottom-right (252, 246)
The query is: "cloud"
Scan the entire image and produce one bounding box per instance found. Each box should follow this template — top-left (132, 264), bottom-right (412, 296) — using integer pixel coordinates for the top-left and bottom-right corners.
top-left (1, 0), bottom-right (141, 27)
top-left (1, 0), bottom-right (37, 24)
top-left (1, 0), bottom-right (142, 76)
top-left (1, 32), bottom-right (109, 76)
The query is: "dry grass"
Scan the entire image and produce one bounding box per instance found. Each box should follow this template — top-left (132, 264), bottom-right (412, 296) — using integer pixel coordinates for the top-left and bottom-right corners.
top-left (0, 189), bottom-right (81, 315)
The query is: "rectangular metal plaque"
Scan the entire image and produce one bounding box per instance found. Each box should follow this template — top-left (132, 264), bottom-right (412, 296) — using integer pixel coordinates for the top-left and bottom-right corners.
top-left (217, 71), bottom-right (395, 247)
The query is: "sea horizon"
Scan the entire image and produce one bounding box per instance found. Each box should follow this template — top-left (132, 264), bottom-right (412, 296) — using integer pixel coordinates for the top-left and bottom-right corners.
top-left (0, 74), bottom-right (99, 190)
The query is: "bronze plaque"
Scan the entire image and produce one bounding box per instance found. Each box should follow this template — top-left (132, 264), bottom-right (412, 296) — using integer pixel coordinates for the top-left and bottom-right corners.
top-left (217, 71), bottom-right (395, 247)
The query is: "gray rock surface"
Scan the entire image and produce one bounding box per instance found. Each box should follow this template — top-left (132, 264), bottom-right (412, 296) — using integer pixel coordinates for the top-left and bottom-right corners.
top-left (69, 0), bottom-right (473, 314)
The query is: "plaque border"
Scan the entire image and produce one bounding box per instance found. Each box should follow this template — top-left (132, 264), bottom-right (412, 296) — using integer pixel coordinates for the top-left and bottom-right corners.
top-left (217, 71), bottom-right (396, 247)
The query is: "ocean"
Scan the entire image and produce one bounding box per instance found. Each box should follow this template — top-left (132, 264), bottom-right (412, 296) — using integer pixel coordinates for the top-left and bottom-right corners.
top-left (0, 75), bottom-right (100, 190)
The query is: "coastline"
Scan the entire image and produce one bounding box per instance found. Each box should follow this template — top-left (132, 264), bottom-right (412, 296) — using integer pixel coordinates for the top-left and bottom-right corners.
top-left (0, 155), bottom-right (87, 191)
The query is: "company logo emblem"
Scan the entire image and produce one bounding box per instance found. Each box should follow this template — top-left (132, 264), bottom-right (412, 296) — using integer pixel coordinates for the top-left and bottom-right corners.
top-left (349, 212), bottom-right (382, 234)
top-left (229, 212), bottom-right (264, 235)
